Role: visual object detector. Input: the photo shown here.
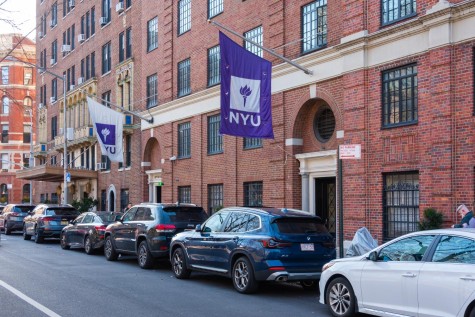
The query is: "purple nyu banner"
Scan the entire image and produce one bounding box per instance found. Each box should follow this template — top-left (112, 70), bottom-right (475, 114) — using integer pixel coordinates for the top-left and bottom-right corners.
top-left (219, 32), bottom-right (274, 139)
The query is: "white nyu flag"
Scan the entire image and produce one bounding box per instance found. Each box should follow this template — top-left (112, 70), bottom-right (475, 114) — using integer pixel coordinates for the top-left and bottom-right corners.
top-left (87, 97), bottom-right (124, 163)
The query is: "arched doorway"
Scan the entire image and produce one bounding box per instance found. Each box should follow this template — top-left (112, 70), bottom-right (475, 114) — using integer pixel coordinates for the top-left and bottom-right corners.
top-left (143, 137), bottom-right (162, 203)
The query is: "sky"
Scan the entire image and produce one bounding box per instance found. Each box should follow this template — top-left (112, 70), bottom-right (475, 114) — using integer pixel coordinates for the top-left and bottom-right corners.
top-left (0, 0), bottom-right (36, 40)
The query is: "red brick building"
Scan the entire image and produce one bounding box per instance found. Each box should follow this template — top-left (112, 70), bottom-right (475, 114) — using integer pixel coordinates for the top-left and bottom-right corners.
top-left (25, 0), bottom-right (475, 253)
top-left (0, 34), bottom-right (36, 204)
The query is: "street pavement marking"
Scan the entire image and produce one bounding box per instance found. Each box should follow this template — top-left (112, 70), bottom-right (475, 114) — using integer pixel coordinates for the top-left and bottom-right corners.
top-left (0, 280), bottom-right (62, 317)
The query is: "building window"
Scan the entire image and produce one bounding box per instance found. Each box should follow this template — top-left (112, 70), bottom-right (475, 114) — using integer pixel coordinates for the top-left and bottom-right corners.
top-left (51, 116), bottom-right (57, 139)
top-left (51, 2), bottom-right (58, 27)
top-left (101, 190), bottom-right (106, 210)
top-left (91, 7), bottom-right (96, 35)
top-left (178, 121), bottom-right (191, 158)
top-left (102, 0), bottom-right (111, 23)
top-left (383, 172), bottom-right (419, 242)
top-left (146, 73), bottom-right (157, 108)
top-left (23, 154), bottom-right (29, 168)
top-left (24, 67), bottom-right (33, 85)
top-left (178, 186), bottom-right (191, 204)
top-left (120, 189), bottom-right (129, 212)
top-left (208, 0), bottom-right (223, 18)
top-left (101, 154), bottom-right (111, 171)
top-left (244, 181), bottom-right (263, 207)
top-left (207, 114), bottom-right (222, 155)
top-left (147, 17), bottom-right (158, 52)
top-left (178, 0), bottom-right (191, 35)
top-left (382, 0), bottom-right (416, 25)
top-left (125, 135), bottom-right (131, 167)
top-left (2, 97), bottom-right (9, 114)
top-left (1, 155), bottom-right (9, 170)
top-left (382, 64), bottom-right (418, 127)
top-left (126, 27), bottom-right (132, 59)
top-left (22, 184), bottom-right (30, 201)
top-left (177, 58), bottom-right (191, 97)
top-left (244, 26), bottom-right (263, 57)
top-left (119, 31), bottom-right (125, 62)
top-left (244, 137), bottom-right (262, 149)
top-left (51, 78), bottom-right (57, 100)
top-left (23, 125), bottom-right (31, 143)
top-left (51, 40), bottom-right (57, 64)
top-left (102, 91), bottom-right (111, 107)
top-left (207, 45), bottom-right (220, 86)
top-left (301, 0), bottom-right (327, 53)
top-left (102, 42), bottom-right (111, 74)
top-left (1, 125), bottom-right (8, 143)
top-left (208, 184), bottom-right (223, 214)
top-left (313, 106), bottom-right (335, 142)
top-left (1, 66), bottom-right (8, 84)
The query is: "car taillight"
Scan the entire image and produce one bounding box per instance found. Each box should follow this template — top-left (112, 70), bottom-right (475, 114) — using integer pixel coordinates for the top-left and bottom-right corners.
top-left (322, 241), bottom-right (336, 249)
top-left (261, 239), bottom-right (292, 248)
top-left (95, 225), bottom-right (106, 232)
top-left (155, 224), bottom-right (176, 233)
top-left (42, 217), bottom-right (55, 222)
top-left (10, 212), bottom-right (19, 216)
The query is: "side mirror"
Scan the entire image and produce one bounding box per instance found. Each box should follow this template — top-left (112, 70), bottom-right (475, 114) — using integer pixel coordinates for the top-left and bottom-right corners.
top-left (367, 251), bottom-right (378, 261)
top-left (195, 224), bottom-right (202, 232)
top-left (114, 214), bottom-right (122, 222)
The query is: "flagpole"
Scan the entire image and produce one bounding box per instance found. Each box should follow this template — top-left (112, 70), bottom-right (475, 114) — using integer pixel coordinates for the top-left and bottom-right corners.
top-left (209, 20), bottom-right (313, 76)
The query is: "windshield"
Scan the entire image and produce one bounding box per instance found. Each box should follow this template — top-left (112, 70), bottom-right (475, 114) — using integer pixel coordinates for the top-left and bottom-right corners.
top-left (272, 218), bottom-right (328, 234)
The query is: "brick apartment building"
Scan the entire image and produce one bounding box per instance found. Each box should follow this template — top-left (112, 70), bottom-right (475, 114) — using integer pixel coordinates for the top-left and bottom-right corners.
top-left (20, 0), bottom-right (475, 251)
top-left (0, 34), bottom-right (36, 204)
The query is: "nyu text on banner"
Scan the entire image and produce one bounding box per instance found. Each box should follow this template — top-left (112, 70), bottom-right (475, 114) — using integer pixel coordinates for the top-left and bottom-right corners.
top-left (87, 96), bottom-right (124, 163)
top-left (219, 31), bottom-right (274, 139)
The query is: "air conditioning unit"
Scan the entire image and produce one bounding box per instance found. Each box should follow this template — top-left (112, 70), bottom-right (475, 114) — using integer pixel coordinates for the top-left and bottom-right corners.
top-left (69, 0), bottom-right (75, 8)
top-left (78, 34), bottom-right (85, 43)
top-left (38, 103), bottom-right (44, 109)
top-left (50, 97), bottom-right (56, 103)
top-left (78, 77), bottom-right (84, 84)
top-left (38, 31), bottom-right (43, 38)
top-left (70, 84), bottom-right (75, 90)
top-left (50, 20), bottom-right (55, 27)
top-left (66, 128), bottom-right (74, 141)
top-left (61, 45), bottom-right (71, 53)
top-left (96, 162), bottom-right (106, 170)
top-left (116, 2), bottom-right (124, 13)
top-left (50, 58), bottom-right (55, 65)
top-left (99, 17), bottom-right (108, 26)
top-left (124, 114), bottom-right (133, 125)
top-left (59, 128), bottom-right (63, 135)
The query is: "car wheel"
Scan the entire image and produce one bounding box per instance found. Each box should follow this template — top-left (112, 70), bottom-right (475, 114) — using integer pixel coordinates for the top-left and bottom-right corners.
top-left (34, 226), bottom-right (43, 244)
top-left (232, 257), bottom-right (259, 294)
top-left (469, 306), bottom-right (475, 317)
top-left (23, 224), bottom-right (31, 240)
top-left (326, 277), bottom-right (356, 317)
top-left (60, 233), bottom-right (70, 250)
top-left (300, 280), bottom-right (318, 291)
top-left (172, 248), bottom-right (191, 279)
top-left (104, 236), bottom-right (118, 261)
top-left (4, 223), bottom-right (11, 235)
top-left (138, 240), bottom-right (155, 269)
top-left (84, 236), bottom-right (94, 255)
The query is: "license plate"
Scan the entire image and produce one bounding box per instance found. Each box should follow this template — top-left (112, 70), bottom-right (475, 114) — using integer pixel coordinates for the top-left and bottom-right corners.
top-left (300, 243), bottom-right (314, 251)
top-left (61, 220), bottom-right (68, 225)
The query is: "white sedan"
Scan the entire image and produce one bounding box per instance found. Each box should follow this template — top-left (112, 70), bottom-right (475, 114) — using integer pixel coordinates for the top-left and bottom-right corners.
top-left (319, 228), bottom-right (475, 317)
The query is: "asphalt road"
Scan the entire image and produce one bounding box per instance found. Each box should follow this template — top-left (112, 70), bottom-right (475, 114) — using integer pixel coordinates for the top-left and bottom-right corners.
top-left (0, 233), bottom-right (335, 317)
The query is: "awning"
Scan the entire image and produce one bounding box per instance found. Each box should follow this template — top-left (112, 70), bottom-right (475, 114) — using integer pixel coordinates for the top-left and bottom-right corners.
top-left (15, 165), bottom-right (98, 182)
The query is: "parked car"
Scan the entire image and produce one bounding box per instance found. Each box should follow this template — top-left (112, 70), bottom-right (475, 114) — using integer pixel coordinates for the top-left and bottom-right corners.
top-left (0, 204), bottom-right (36, 234)
top-left (170, 207), bottom-right (336, 293)
top-left (319, 228), bottom-right (475, 317)
top-left (104, 203), bottom-right (208, 269)
top-left (23, 204), bottom-right (81, 243)
top-left (60, 211), bottom-right (122, 254)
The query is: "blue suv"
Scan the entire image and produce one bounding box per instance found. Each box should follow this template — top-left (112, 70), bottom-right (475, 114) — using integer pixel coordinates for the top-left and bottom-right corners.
top-left (170, 207), bottom-right (336, 293)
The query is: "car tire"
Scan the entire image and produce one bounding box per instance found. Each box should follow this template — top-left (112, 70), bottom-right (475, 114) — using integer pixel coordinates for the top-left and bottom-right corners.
top-left (23, 224), bottom-right (31, 240)
top-left (300, 280), bottom-right (318, 291)
top-left (84, 236), bottom-right (94, 255)
top-left (138, 240), bottom-right (155, 269)
top-left (171, 248), bottom-right (191, 279)
top-left (326, 277), bottom-right (356, 317)
top-left (469, 306), bottom-right (475, 317)
top-left (4, 223), bottom-right (11, 235)
top-left (60, 233), bottom-right (70, 250)
top-left (104, 236), bottom-right (118, 261)
top-left (232, 257), bottom-right (259, 294)
top-left (34, 226), bottom-right (43, 244)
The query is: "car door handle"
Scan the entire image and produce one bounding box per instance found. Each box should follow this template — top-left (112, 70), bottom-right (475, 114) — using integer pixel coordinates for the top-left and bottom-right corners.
top-left (460, 276), bottom-right (475, 281)
top-left (402, 273), bottom-right (416, 277)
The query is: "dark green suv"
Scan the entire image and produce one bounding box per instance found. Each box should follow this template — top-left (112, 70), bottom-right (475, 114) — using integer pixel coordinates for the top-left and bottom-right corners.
top-left (104, 203), bottom-right (208, 269)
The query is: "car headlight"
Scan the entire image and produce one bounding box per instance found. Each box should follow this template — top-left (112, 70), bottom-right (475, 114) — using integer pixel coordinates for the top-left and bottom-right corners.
top-left (322, 261), bottom-right (335, 272)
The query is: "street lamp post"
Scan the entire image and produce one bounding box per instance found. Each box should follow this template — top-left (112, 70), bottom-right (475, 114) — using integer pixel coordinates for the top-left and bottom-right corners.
top-left (27, 109), bottom-right (33, 204)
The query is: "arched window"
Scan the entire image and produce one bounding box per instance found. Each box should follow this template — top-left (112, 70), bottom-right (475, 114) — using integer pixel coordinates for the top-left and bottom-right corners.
top-left (0, 183), bottom-right (8, 204)
top-left (23, 184), bottom-right (30, 203)
top-left (2, 96), bottom-right (9, 114)
top-left (24, 97), bottom-right (33, 107)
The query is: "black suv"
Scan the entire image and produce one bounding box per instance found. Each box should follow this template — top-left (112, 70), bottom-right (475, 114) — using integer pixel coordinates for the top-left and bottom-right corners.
top-left (23, 204), bottom-right (81, 243)
top-left (104, 203), bottom-right (208, 269)
top-left (0, 204), bottom-right (36, 234)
